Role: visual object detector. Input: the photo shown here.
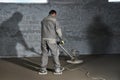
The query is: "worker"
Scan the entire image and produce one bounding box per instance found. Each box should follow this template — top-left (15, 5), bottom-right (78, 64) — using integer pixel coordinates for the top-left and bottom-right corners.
top-left (39, 10), bottom-right (64, 75)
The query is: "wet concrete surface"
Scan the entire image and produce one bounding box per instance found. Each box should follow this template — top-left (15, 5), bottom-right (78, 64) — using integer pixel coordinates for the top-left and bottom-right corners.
top-left (0, 54), bottom-right (120, 80)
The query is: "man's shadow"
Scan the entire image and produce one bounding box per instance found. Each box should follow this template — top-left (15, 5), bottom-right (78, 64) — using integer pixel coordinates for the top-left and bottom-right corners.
top-left (0, 12), bottom-right (41, 71)
top-left (86, 15), bottom-right (113, 55)
top-left (0, 12), bottom-right (30, 57)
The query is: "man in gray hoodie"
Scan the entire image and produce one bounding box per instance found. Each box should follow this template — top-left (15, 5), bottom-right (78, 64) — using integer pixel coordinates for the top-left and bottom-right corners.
top-left (39, 10), bottom-right (64, 75)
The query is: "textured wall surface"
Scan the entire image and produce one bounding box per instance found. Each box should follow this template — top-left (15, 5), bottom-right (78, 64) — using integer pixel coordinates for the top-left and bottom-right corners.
top-left (0, 0), bottom-right (120, 57)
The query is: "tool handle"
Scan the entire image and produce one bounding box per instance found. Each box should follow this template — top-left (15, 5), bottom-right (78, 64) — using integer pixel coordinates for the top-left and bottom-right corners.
top-left (58, 44), bottom-right (74, 59)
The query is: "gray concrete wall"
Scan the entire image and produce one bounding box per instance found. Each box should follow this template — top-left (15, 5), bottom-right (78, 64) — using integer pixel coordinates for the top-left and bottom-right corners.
top-left (0, 0), bottom-right (120, 57)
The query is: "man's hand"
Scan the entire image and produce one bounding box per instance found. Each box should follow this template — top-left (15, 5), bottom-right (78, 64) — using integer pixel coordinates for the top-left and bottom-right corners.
top-left (60, 40), bottom-right (64, 45)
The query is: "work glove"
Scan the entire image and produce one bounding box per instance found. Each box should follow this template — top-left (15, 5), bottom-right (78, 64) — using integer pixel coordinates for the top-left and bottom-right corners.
top-left (59, 40), bottom-right (64, 45)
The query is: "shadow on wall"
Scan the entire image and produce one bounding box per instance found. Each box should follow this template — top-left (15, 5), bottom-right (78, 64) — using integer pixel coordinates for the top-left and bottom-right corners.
top-left (0, 12), bottom-right (29, 57)
top-left (86, 15), bottom-right (113, 54)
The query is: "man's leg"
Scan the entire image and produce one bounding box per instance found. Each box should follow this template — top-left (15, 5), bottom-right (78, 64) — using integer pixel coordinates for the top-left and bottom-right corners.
top-left (47, 40), bottom-right (64, 74)
top-left (39, 40), bottom-right (49, 75)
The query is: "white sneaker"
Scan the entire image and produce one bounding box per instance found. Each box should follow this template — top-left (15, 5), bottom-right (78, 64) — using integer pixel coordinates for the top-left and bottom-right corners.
top-left (38, 70), bottom-right (47, 75)
top-left (54, 67), bottom-right (64, 75)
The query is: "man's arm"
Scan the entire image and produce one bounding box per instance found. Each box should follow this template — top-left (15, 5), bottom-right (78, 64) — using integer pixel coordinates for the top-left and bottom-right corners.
top-left (55, 21), bottom-right (62, 40)
top-left (55, 21), bottom-right (64, 44)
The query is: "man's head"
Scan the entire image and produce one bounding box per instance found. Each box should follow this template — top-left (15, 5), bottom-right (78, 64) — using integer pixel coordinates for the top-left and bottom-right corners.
top-left (49, 10), bottom-right (57, 17)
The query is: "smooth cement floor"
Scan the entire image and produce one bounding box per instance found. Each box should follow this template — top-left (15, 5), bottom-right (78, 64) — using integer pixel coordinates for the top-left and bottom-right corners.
top-left (0, 54), bottom-right (120, 80)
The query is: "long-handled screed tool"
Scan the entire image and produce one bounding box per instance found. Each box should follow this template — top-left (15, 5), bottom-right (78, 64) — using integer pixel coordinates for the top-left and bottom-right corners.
top-left (58, 43), bottom-right (83, 64)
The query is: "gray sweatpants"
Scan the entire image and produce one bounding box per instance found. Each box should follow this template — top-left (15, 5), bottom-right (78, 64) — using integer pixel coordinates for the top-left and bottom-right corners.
top-left (41, 40), bottom-right (61, 70)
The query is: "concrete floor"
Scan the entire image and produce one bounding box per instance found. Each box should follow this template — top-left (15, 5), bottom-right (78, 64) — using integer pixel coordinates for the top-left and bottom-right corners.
top-left (0, 54), bottom-right (120, 80)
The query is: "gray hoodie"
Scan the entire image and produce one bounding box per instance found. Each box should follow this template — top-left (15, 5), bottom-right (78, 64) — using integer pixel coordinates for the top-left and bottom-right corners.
top-left (41, 15), bottom-right (62, 41)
